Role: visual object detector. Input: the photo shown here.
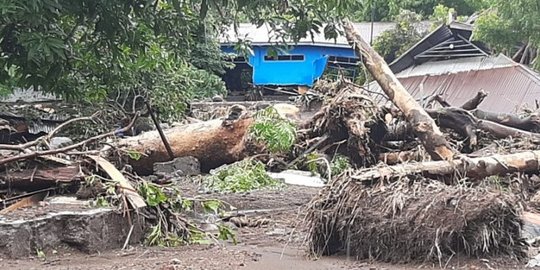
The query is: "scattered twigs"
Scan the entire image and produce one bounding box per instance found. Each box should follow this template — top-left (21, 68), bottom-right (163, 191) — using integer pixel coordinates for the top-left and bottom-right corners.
top-left (0, 112), bottom-right (100, 151)
top-left (0, 113), bottom-right (139, 166)
top-left (0, 191), bottom-right (48, 214)
top-left (44, 112), bottom-right (100, 141)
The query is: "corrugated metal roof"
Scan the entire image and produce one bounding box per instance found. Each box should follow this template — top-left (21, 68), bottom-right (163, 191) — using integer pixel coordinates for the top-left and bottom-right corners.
top-left (367, 56), bottom-right (540, 113)
top-left (396, 54), bottom-right (516, 78)
top-left (0, 88), bottom-right (60, 103)
top-left (220, 22), bottom-right (432, 48)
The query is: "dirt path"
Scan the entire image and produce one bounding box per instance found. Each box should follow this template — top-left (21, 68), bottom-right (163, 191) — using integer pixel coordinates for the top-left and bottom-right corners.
top-left (0, 183), bottom-right (526, 269)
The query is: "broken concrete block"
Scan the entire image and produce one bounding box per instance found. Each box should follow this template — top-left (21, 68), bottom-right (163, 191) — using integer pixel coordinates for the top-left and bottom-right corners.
top-left (0, 206), bottom-right (146, 258)
top-left (153, 156), bottom-right (200, 176)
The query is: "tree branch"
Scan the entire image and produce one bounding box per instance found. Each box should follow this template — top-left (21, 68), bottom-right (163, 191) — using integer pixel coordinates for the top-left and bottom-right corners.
top-left (0, 113), bottom-right (139, 166)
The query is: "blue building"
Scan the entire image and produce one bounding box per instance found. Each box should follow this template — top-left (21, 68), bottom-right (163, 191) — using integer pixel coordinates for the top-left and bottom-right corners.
top-left (219, 23), bottom-right (400, 92)
top-left (221, 44), bottom-right (358, 87)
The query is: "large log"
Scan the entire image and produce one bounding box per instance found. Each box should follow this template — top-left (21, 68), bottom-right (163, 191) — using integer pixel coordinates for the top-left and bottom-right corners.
top-left (116, 116), bottom-right (254, 175)
top-left (472, 109), bottom-right (540, 132)
top-left (426, 107), bottom-right (540, 141)
top-left (351, 150), bottom-right (540, 182)
top-left (343, 20), bottom-right (455, 161)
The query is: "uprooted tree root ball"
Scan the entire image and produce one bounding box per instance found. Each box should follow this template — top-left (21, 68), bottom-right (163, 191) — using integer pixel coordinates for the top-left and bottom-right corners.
top-left (301, 81), bottom-right (386, 167)
top-left (304, 173), bottom-right (527, 263)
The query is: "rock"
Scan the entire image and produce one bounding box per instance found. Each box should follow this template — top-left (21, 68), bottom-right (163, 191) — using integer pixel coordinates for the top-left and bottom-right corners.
top-left (49, 137), bottom-right (73, 149)
top-left (522, 211), bottom-right (540, 245)
top-left (153, 156), bottom-right (200, 176)
top-left (0, 207), bottom-right (146, 258)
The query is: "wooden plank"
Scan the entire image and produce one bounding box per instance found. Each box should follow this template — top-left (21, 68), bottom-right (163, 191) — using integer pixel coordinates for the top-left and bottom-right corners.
top-left (0, 165), bottom-right (82, 189)
top-left (87, 155), bottom-right (146, 209)
top-left (0, 192), bottom-right (47, 214)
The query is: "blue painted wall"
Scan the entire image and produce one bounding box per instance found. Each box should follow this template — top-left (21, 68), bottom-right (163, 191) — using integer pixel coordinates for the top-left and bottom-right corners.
top-left (221, 45), bottom-right (357, 87)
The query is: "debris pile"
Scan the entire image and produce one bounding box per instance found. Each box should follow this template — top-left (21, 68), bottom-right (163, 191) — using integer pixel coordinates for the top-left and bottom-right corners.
top-left (299, 21), bottom-right (540, 264)
top-left (1, 20), bottom-right (540, 268)
top-left (305, 174), bottom-right (526, 263)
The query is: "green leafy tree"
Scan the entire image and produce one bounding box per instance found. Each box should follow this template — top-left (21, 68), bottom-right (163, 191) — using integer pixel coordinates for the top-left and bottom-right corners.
top-left (373, 10), bottom-right (426, 63)
top-left (474, 0), bottom-right (540, 69)
top-left (352, 0), bottom-right (480, 21)
top-left (0, 0), bottom-right (362, 119)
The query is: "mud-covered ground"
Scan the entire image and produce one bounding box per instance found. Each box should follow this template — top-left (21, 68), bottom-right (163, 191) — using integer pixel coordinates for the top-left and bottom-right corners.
top-left (0, 182), bottom-right (526, 270)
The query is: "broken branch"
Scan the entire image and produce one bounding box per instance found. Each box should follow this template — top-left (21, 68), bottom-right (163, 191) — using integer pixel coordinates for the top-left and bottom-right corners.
top-left (0, 113), bottom-right (139, 166)
top-left (461, 89), bottom-right (488, 110)
top-left (343, 20), bottom-right (455, 161)
top-left (352, 150), bottom-right (540, 182)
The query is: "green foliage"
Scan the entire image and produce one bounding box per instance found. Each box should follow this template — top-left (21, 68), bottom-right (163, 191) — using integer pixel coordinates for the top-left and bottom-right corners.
top-left (304, 153), bottom-right (351, 179)
top-left (250, 107), bottom-right (297, 154)
top-left (204, 159), bottom-right (282, 193)
top-left (138, 181), bottom-right (237, 247)
top-left (36, 248), bottom-right (46, 260)
top-left (351, 0), bottom-right (480, 21)
top-left (429, 4), bottom-right (468, 26)
top-left (474, 0), bottom-right (540, 70)
top-left (373, 10), bottom-right (426, 63)
top-left (91, 196), bottom-right (110, 208)
top-left (138, 181), bottom-right (168, 207)
top-left (330, 154), bottom-right (352, 177)
top-left (0, 0), bottom-right (365, 107)
top-left (306, 152), bottom-right (322, 175)
top-left (127, 150), bottom-right (143, 161)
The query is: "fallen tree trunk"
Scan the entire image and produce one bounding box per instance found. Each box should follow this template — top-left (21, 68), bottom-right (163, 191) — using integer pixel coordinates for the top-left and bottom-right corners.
top-left (117, 115), bottom-right (254, 175)
top-left (472, 109), bottom-right (540, 132)
top-left (343, 20), bottom-right (454, 161)
top-left (351, 150), bottom-right (540, 182)
top-left (426, 107), bottom-right (478, 146)
top-left (426, 107), bottom-right (540, 143)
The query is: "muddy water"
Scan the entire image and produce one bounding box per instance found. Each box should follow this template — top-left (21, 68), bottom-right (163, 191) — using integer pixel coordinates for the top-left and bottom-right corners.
top-left (238, 246), bottom-right (346, 270)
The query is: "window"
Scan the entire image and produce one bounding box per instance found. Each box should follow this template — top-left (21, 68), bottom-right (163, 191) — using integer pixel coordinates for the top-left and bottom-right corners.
top-left (264, 55), bottom-right (305, 61)
top-left (328, 56), bottom-right (359, 64)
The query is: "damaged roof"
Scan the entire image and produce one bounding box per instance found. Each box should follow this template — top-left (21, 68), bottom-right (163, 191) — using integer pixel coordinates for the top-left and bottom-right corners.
top-left (389, 22), bottom-right (490, 74)
top-left (367, 54), bottom-right (540, 113)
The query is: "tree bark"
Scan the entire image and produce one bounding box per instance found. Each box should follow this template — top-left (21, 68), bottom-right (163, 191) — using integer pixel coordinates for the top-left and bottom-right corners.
top-left (352, 150), bottom-right (540, 182)
top-left (378, 150), bottom-right (423, 165)
top-left (0, 165), bottom-right (82, 190)
top-left (461, 89), bottom-right (488, 110)
top-left (427, 107), bottom-right (540, 141)
top-left (343, 20), bottom-right (455, 161)
top-left (426, 107), bottom-right (478, 146)
top-left (472, 109), bottom-right (540, 132)
top-left (116, 116), bottom-right (254, 175)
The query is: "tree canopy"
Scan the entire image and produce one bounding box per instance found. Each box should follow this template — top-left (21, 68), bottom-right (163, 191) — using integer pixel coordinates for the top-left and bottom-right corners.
top-left (0, 0), bottom-right (362, 119)
top-left (474, 0), bottom-right (539, 69)
top-left (0, 0), bottom-right (537, 115)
